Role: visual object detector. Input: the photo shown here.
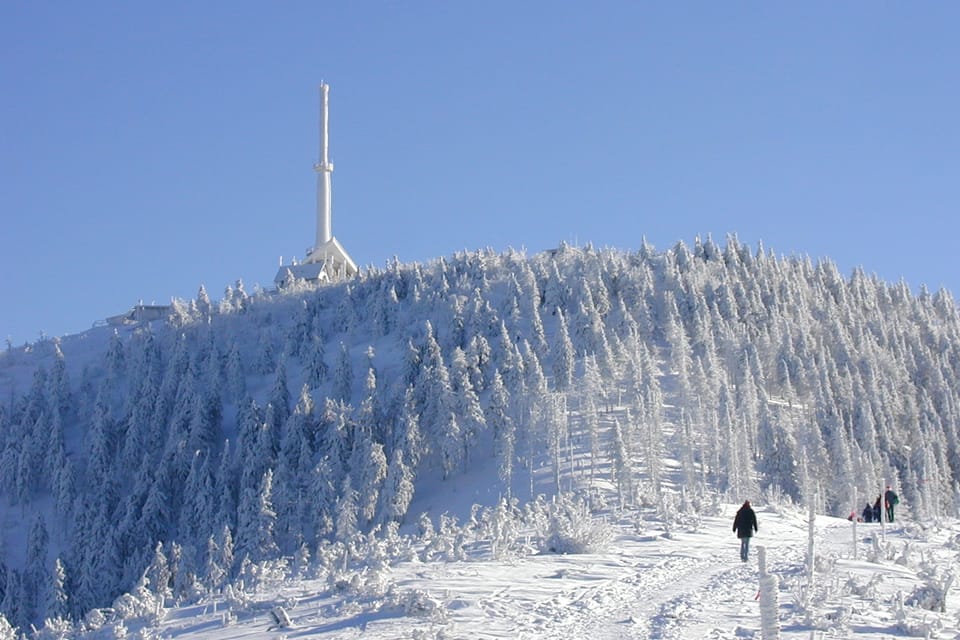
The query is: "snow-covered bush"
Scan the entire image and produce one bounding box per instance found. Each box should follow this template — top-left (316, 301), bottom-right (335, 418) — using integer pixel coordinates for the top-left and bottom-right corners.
top-left (221, 584), bottom-right (252, 610)
top-left (81, 608), bottom-right (112, 633)
top-left (866, 534), bottom-right (895, 563)
top-left (906, 571), bottom-right (954, 613)
top-left (110, 574), bottom-right (164, 626)
top-left (787, 573), bottom-right (847, 630)
top-left (421, 513), bottom-right (466, 562)
top-left (473, 498), bottom-right (523, 560)
top-left (0, 615), bottom-right (13, 640)
top-left (894, 541), bottom-right (914, 567)
top-left (895, 589), bottom-right (946, 636)
top-left (394, 589), bottom-right (445, 619)
top-left (657, 490), bottom-right (702, 535)
top-left (108, 620), bottom-right (129, 640)
top-left (132, 626), bottom-right (162, 640)
top-left (760, 484), bottom-right (795, 514)
top-left (31, 617), bottom-right (73, 640)
top-left (539, 494), bottom-right (613, 554)
top-left (378, 521), bottom-right (419, 563)
top-left (234, 558), bottom-right (289, 594)
top-left (291, 543), bottom-right (311, 578)
top-left (844, 572), bottom-right (884, 599)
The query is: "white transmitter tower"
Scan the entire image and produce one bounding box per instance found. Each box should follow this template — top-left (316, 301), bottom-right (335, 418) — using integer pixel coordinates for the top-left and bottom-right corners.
top-left (275, 83), bottom-right (357, 287)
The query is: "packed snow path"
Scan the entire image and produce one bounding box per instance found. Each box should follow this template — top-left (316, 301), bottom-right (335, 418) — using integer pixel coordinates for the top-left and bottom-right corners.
top-left (487, 507), bottom-right (810, 640)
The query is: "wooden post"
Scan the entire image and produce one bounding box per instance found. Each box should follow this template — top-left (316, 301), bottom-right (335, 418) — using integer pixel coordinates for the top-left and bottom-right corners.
top-left (852, 486), bottom-right (858, 561)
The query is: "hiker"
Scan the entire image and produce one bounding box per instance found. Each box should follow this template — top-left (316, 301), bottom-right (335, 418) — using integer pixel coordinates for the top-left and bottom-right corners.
top-left (861, 502), bottom-right (873, 523)
top-left (733, 500), bottom-right (758, 562)
top-left (873, 496), bottom-right (882, 522)
top-left (885, 486), bottom-right (900, 522)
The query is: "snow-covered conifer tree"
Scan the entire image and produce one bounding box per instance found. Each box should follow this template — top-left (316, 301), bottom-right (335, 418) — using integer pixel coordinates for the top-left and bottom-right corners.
top-left (0, 570), bottom-right (23, 631)
top-left (274, 385), bottom-right (316, 551)
top-left (43, 558), bottom-right (69, 623)
top-left (269, 360), bottom-right (291, 433)
top-left (551, 309), bottom-right (575, 392)
top-left (47, 343), bottom-right (72, 421)
top-left (22, 515), bottom-right (49, 624)
top-left (142, 542), bottom-right (172, 605)
top-left (180, 451), bottom-right (217, 545)
top-left (543, 260), bottom-right (568, 315)
top-left (308, 458), bottom-right (337, 541)
top-left (393, 386), bottom-right (423, 468)
top-left (610, 417), bottom-right (634, 509)
top-left (306, 334), bottom-right (329, 388)
top-left (546, 391), bottom-right (568, 494)
top-left (380, 449), bottom-right (415, 524)
top-left (319, 399), bottom-right (352, 485)
top-left (225, 340), bottom-right (246, 401)
top-left (187, 385), bottom-right (223, 455)
top-left (438, 412), bottom-right (463, 479)
top-left (235, 469), bottom-right (279, 563)
top-left (349, 430), bottom-right (387, 524)
top-left (335, 476), bottom-right (360, 540)
top-left (195, 284), bottom-right (212, 319)
top-left (487, 371), bottom-right (515, 495)
top-left (465, 334), bottom-right (492, 392)
top-left (495, 321), bottom-right (525, 392)
top-left (333, 342), bottom-right (354, 402)
top-left (446, 296), bottom-right (466, 350)
top-left (449, 349), bottom-right (486, 461)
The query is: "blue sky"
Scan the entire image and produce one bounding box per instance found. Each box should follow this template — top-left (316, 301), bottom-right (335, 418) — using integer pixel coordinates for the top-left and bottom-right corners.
top-left (3, 2), bottom-right (959, 345)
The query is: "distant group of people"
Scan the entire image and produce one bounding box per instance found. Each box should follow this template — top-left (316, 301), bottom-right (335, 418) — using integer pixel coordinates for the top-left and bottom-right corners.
top-left (854, 486), bottom-right (900, 523)
top-left (736, 486), bottom-right (902, 563)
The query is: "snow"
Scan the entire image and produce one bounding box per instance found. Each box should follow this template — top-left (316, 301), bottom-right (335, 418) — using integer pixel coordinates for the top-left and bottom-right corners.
top-left (88, 506), bottom-right (960, 640)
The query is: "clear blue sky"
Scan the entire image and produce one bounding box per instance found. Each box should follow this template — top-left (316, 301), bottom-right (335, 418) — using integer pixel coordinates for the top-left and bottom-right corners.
top-left (3, 2), bottom-right (959, 345)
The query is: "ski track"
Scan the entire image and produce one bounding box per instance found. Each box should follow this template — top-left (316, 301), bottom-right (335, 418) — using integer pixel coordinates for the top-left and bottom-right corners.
top-left (514, 553), bottom-right (739, 639)
top-left (509, 527), bottom-right (810, 639)
top-left (156, 513), bottom-right (839, 640)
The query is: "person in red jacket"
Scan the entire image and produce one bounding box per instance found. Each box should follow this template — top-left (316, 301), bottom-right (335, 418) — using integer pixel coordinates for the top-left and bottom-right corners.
top-left (733, 500), bottom-right (758, 562)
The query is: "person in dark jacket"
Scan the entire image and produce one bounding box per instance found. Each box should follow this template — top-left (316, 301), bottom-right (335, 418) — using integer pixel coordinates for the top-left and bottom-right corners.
top-left (862, 502), bottom-right (874, 523)
top-left (733, 500), bottom-right (758, 562)
top-left (885, 486), bottom-right (900, 522)
top-left (873, 496), bottom-right (882, 523)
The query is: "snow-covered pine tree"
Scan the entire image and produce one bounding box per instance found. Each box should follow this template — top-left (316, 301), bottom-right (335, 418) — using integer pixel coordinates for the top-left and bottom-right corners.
top-left (380, 449), bottom-right (415, 525)
top-left (551, 309), bottom-right (575, 392)
top-left (235, 469), bottom-right (279, 564)
top-left (487, 371), bottom-right (515, 497)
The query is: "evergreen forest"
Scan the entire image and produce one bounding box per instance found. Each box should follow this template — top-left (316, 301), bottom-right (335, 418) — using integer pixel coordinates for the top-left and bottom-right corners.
top-left (1, 236), bottom-right (958, 629)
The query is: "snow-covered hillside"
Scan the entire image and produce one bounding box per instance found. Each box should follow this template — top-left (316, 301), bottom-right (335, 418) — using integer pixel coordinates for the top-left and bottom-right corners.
top-left (2, 238), bottom-right (960, 636)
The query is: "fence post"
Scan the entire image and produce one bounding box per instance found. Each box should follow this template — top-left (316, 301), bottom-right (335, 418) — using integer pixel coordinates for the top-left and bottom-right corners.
top-left (757, 546), bottom-right (780, 639)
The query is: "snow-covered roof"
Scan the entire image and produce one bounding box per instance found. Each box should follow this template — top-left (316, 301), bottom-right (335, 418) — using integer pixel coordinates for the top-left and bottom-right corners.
top-left (274, 236), bottom-right (357, 287)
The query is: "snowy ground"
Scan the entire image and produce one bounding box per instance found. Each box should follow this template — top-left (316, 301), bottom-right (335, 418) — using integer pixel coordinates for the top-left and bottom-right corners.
top-left (90, 503), bottom-right (960, 640)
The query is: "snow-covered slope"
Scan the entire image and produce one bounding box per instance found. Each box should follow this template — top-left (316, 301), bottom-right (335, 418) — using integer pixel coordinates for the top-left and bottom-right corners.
top-left (78, 504), bottom-right (960, 639)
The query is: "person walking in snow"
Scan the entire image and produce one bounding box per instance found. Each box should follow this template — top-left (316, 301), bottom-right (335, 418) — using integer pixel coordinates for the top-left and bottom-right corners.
top-left (884, 486), bottom-right (900, 522)
top-left (873, 496), bottom-right (882, 522)
top-left (733, 500), bottom-right (758, 562)
top-left (862, 502), bottom-right (873, 523)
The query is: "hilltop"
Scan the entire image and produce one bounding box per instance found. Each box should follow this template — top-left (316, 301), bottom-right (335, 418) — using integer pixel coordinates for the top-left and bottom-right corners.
top-left (1, 238), bottom-right (960, 635)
